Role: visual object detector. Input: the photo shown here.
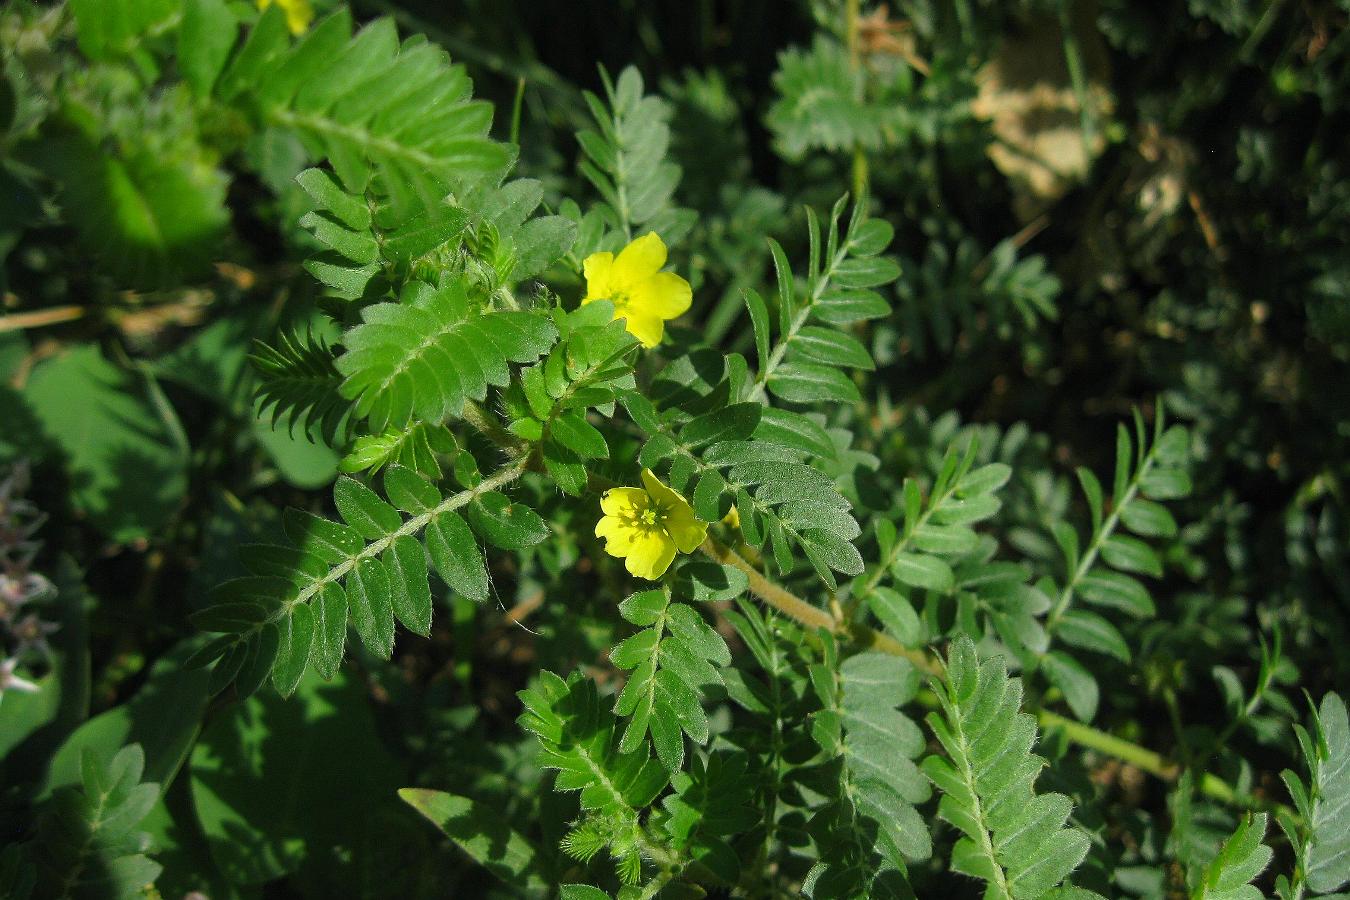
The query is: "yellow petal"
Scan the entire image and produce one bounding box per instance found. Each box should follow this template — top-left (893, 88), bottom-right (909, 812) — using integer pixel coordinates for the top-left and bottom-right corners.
top-left (639, 468), bottom-right (677, 503)
top-left (595, 514), bottom-right (631, 549)
top-left (612, 233), bottom-right (667, 284)
top-left (600, 487), bottom-right (646, 518)
top-left (582, 251), bottom-right (615, 301)
top-left (625, 530), bottom-right (677, 580)
top-left (258, 0), bottom-right (313, 34)
top-left (664, 505), bottom-right (709, 554)
top-left (619, 312), bottom-right (665, 348)
top-left (629, 271), bottom-right (692, 320)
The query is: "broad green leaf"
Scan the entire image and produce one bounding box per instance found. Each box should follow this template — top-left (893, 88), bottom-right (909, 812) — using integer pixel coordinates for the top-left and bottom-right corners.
top-left (868, 586), bottom-right (923, 646)
top-left (1055, 610), bottom-right (1131, 662)
top-left (21, 347), bottom-right (188, 542)
top-left (190, 668), bottom-right (406, 885)
top-left (1078, 569), bottom-right (1155, 617)
top-left (347, 557), bottom-right (395, 658)
top-left (399, 789), bottom-right (550, 894)
top-left (384, 535), bottom-right (432, 636)
top-left (550, 411), bottom-right (609, 459)
top-left (283, 508), bottom-right (363, 565)
top-left (384, 465), bottom-right (442, 514)
top-left (791, 326), bottom-right (875, 370)
top-left (1100, 534), bottom-right (1163, 577)
top-left (312, 582), bottom-right (348, 679)
top-left (1120, 498), bottom-right (1179, 538)
top-left (273, 605), bottom-right (315, 696)
top-left (179, 0), bottom-right (239, 96)
top-left (681, 403), bottom-right (762, 447)
top-left (833, 256), bottom-right (901, 288)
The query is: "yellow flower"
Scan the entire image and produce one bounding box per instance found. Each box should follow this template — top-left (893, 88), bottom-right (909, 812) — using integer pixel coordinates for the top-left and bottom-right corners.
top-left (581, 232), bottom-right (692, 349)
top-left (257, 0), bottom-right (314, 35)
top-left (595, 469), bottom-right (708, 580)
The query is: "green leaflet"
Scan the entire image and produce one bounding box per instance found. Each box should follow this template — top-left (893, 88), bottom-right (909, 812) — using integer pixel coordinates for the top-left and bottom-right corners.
top-left (398, 789), bottom-right (551, 895)
top-left (1193, 814), bottom-right (1272, 900)
top-left (923, 636), bottom-right (1092, 900)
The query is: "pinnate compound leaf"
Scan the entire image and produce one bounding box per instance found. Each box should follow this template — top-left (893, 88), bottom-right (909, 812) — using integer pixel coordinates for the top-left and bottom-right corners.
top-left (398, 789), bottom-right (551, 894)
top-left (518, 670), bottom-right (668, 818)
top-left (610, 589), bottom-right (728, 770)
top-left (661, 751), bottom-right (760, 885)
top-left (336, 276), bottom-right (556, 431)
top-left (807, 650), bottom-right (931, 892)
top-left (27, 744), bottom-right (162, 897)
top-left (923, 636), bottom-right (1091, 899)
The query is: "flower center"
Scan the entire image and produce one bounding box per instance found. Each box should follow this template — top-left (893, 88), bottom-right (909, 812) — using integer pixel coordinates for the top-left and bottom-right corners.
top-left (638, 506), bottom-right (661, 527)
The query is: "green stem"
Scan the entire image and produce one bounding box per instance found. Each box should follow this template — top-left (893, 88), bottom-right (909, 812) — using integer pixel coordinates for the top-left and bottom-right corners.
top-left (1037, 709), bottom-right (1255, 809)
top-left (508, 76), bottom-right (526, 146)
top-left (1239, 0), bottom-right (1287, 61)
top-left (844, 0), bottom-right (869, 199)
top-left (1057, 0), bottom-right (1096, 168)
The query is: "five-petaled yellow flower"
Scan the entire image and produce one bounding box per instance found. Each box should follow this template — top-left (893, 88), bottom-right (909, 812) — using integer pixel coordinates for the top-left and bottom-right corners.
top-left (581, 233), bottom-right (692, 349)
top-left (258, 0), bottom-right (314, 35)
top-left (595, 469), bottom-right (708, 580)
